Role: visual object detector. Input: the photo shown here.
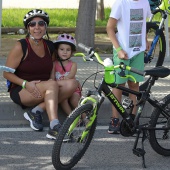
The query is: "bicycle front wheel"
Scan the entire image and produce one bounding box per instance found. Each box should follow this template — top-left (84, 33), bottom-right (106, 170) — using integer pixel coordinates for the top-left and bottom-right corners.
top-left (52, 103), bottom-right (96, 170)
top-left (149, 94), bottom-right (170, 156)
top-left (140, 22), bottom-right (166, 91)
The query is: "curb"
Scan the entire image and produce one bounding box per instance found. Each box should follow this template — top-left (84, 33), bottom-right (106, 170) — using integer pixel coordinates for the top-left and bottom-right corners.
top-left (1, 27), bottom-right (107, 34)
top-left (2, 27), bottom-right (170, 34)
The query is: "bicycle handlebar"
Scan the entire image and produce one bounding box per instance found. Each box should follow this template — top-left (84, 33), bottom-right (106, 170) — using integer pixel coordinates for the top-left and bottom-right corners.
top-left (78, 43), bottom-right (94, 54)
top-left (0, 65), bottom-right (15, 73)
top-left (77, 43), bottom-right (145, 77)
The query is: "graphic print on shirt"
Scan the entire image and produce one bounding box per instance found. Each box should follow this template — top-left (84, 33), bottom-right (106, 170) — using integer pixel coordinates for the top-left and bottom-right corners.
top-left (55, 72), bottom-right (69, 80)
top-left (129, 8), bottom-right (143, 51)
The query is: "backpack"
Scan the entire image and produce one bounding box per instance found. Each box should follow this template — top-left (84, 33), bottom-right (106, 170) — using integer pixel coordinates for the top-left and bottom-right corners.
top-left (7, 38), bottom-right (55, 92)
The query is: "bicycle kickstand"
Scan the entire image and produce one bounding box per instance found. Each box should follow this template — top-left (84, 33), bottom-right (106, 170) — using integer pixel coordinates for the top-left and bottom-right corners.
top-left (132, 129), bottom-right (148, 168)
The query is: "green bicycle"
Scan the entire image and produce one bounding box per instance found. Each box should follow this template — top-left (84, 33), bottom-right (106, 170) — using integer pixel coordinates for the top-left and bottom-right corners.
top-left (52, 44), bottom-right (170, 169)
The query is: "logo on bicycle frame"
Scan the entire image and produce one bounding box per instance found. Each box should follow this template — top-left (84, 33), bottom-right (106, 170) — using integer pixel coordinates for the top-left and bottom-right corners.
top-left (109, 94), bottom-right (125, 113)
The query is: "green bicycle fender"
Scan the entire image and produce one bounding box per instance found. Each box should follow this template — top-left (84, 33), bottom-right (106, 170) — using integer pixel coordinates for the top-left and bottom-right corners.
top-left (159, 37), bottom-right (163, 52)
top-left (80, 97), bottom-right (98, 105)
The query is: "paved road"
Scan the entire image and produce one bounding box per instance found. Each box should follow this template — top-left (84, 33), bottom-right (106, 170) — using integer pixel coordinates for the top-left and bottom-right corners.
top-left (1, 127), bottom-right (170, 170)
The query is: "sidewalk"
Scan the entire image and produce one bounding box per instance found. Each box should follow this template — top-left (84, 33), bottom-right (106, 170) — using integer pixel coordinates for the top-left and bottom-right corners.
top-left (1, 53), bottom-right (170, 126)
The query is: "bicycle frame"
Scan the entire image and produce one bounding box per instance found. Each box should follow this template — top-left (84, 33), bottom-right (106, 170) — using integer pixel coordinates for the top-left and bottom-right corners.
top-left (145, 8), bottom-right (167, 63)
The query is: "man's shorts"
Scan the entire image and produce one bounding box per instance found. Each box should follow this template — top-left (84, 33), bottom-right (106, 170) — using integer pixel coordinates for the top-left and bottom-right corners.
top-left (113, 50), bottom-right (144, 84)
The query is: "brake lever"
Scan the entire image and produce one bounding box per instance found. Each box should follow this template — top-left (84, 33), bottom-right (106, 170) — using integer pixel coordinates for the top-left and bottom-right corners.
top-left (85, 51), bottom-right (95, 61)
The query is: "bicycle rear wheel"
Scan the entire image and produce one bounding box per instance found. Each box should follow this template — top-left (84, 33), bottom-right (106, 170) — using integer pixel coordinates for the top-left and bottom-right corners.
top-left (149, 94), bottom-right (170, 156)
top-left (52, 103), bottom-right (96, 170)
top-left (139, 22), bottom-right (166, 91)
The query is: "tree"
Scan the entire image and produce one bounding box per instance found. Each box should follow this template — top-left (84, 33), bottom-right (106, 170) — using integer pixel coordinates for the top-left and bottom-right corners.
top-left (96, 0), bottom-right (105, 20)
top-left (75, 0), bottom-right (97, 50)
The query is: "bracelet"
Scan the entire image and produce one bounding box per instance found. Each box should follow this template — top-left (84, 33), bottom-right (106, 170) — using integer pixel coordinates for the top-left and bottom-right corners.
top-left (22, 80), bottom-right (27, 89)
top-left (115, 46), bottom-right (122, 53)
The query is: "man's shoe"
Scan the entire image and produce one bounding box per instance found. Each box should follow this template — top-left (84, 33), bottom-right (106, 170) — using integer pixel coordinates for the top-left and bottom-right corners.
top-left (108, 118), bottom-right (120, 134)
top-left (46, 124), bottom-right (61, 140)
top-left (24, 110), bottom-right (43, 131)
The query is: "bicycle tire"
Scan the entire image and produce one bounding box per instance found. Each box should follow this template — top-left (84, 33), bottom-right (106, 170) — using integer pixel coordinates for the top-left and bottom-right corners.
top-left (139, 22), bottom-right (166, 91)
top-left (149, 94), bottom-right (170, 156)
top-left (52, 103), bottom-right (97, 170)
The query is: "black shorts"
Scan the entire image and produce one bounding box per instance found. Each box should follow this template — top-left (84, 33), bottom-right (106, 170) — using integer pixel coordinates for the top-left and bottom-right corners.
top-left (10, 86), bottom-right (27, 109)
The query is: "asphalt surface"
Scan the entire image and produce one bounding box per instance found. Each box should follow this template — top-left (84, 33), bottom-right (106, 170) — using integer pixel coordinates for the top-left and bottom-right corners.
top-left (1, 127), bottom-right (170, 170)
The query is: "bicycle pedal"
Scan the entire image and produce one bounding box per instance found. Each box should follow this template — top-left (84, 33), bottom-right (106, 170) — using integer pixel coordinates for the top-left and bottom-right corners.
top-left (133, 148), bottom-right (145, 157)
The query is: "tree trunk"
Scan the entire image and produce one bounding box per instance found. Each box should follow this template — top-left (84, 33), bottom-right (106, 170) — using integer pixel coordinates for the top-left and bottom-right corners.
top-left (96, 0), bottom-right (105, 20)
top-left (75, 0), bottom-right (97, 50)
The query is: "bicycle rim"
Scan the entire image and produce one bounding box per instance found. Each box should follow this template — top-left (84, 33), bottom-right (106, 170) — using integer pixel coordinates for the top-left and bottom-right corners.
top-left (149, 94), bottom-right (170, 156)
top-left (52, 103), bottom-right (96, 170)
top-left (139, 22), bottom-right (166, 91)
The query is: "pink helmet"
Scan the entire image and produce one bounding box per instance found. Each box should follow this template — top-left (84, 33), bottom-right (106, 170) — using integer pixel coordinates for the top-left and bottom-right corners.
top-left (53, 34), bottom-right (76, 51)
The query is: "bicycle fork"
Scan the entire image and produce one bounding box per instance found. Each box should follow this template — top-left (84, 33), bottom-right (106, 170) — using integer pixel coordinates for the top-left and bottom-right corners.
top-left (68, 95), bottom-right (102, 143)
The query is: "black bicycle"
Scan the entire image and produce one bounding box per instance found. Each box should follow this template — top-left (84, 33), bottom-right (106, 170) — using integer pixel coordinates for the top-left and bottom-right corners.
top-left (52, 44), bottom-right (170, 169)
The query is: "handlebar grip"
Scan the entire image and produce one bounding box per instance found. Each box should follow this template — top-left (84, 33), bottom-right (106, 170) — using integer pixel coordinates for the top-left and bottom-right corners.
top-left (130, 67), bottom-right (144, 76)
top-left (0, 66), bottom-right (15, 73)
top-left (78, 43), bottom-right (93, 54)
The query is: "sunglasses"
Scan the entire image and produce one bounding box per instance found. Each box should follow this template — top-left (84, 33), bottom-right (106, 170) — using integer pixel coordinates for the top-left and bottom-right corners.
top-left (28, 20), bottom-right (46, 27)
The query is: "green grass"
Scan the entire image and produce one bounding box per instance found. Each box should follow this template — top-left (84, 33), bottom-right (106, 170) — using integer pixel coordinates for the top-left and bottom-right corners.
top-left (2, 8), bottom-right (170, 28)
top-left (2, 8), bottom-right (111, 28)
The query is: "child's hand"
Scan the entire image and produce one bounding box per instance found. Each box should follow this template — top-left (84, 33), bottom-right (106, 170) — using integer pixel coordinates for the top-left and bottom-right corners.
top-left (59, 76), bottom-right (65, 80)
top-left (118, 50), bottom-right (128, 60)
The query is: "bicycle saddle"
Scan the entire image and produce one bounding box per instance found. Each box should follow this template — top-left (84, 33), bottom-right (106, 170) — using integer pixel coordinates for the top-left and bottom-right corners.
top-left (145, 66), bottom-right (170, 78)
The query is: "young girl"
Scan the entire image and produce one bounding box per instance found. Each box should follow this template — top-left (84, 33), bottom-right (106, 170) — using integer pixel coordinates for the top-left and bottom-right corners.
top-left (51, 33), bottom-right (81, 115)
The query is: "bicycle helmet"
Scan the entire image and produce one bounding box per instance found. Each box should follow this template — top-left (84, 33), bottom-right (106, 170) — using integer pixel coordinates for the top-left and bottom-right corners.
top-left (23, 9), bottom-right (49, 28)
top-left (53, 34), bottom-right (76, 51)
top-left (148, 0), bottom-right (162, 11)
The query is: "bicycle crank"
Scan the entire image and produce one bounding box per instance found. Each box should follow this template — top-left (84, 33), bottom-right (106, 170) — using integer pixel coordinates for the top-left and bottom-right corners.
top-left (120, 119), bottom-right (136, 137)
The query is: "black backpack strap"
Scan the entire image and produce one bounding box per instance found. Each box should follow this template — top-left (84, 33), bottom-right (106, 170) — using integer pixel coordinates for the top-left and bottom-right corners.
top-left (18, 39), bottom-right (28, 62)
top-left (44, 39), bottom-right (55, 56)
top-left (7, 39), bottom-right (28, 92)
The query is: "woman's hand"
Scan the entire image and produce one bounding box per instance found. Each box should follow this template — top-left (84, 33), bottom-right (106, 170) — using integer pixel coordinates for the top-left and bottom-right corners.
top-left (25, 80), bottom-right (42, 98)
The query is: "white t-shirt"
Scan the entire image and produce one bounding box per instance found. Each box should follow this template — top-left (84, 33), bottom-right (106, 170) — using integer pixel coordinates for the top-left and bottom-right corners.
top-left (110, 0), bottom-right (152, 59)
